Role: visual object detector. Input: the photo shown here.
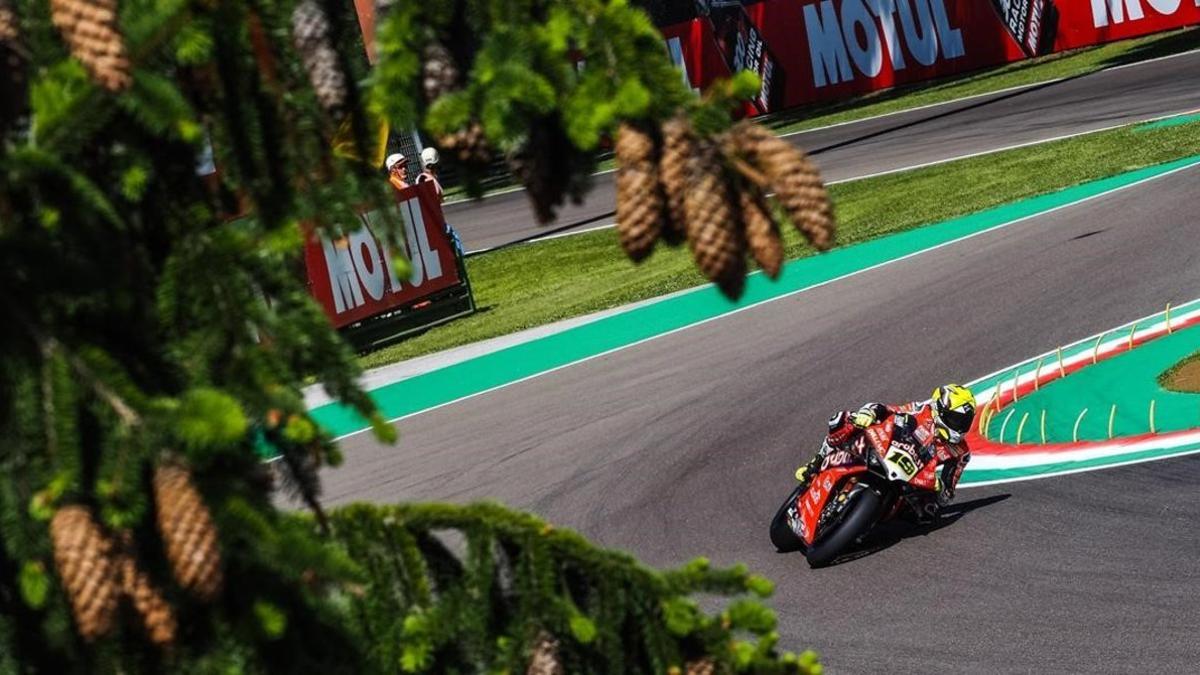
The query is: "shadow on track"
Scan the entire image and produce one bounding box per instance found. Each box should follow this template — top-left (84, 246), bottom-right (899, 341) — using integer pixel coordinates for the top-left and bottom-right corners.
top-left (822, 493), bottom-right (1012, 567)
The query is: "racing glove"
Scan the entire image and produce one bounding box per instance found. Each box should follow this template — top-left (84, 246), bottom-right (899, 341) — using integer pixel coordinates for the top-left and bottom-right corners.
top-left (851, 409), bottom-right (876, 428)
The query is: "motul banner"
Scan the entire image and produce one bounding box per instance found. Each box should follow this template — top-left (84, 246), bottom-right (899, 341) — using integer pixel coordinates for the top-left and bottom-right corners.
top-left (662, 0), bottom-right (1200, 113)
top-left (1056, 0), bottom-right (1200, 49)
top-left (305, 183), bottom-right (461, 329)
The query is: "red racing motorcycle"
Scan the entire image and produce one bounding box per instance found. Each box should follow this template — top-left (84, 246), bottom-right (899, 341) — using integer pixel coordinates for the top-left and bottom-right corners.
top-left (769, 413), bottom-right (952, 567)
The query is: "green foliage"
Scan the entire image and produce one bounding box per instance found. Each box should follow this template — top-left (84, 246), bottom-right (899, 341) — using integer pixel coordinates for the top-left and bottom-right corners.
top-left (373, 0), bottom-right (729, 199)
top-left (174, 388), bottom-right (249, 451)
top-left (329, 502), bottom-right (819, 674)
top-left (0, 0), bottom-right (805, 671)
top-left (253, 600), bottom-right (289, 639)
top-left (18, 561), bottom-right (50, 609)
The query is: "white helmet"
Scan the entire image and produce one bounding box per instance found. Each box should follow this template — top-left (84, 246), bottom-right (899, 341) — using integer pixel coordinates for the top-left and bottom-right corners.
top-left (420, 147), bottom-right (440, 168)
top-left (385, 153), bottom-right (406, 170)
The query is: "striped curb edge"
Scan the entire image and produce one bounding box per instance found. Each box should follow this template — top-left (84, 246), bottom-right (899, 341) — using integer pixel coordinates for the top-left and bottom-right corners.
top-left (960, 298), bottom-right (1200, 487)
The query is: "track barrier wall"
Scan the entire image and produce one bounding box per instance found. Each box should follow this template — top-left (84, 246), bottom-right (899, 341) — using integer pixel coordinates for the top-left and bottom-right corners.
top-left (662, 1), bottom-right (1200, 115)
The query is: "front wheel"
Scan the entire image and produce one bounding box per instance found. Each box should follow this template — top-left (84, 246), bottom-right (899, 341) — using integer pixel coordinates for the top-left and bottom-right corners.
top-left (769, 485), bottom-right (805, 552)
top-left (805, 488), bottom-right (882, 568)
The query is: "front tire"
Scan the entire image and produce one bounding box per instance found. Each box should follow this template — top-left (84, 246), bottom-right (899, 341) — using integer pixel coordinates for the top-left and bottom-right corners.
top-left (769, 485), bottom-right (805, 552)
top-left (805, 488), bottom-right (882, 568)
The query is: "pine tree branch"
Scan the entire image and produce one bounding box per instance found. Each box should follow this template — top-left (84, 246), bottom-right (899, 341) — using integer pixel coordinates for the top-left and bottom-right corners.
top-left (36, 5), bottom-right (191, 153)
top-left (8, 303), bottom-right (140, 428)
top-left (39, 344), bottom-right (58, 460)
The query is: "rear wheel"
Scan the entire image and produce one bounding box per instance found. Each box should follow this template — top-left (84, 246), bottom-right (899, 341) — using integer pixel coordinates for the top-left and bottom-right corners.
top-left (769, 485), bottom-right (805, 552)
top-left (805, 488), bottom-right (882, 568)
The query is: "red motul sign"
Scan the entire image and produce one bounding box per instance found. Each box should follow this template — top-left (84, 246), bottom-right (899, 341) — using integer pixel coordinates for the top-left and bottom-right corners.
top-left (662, 0), bottom-right (1200, 114)
top-left (305, 182), bottom-right (461, 328)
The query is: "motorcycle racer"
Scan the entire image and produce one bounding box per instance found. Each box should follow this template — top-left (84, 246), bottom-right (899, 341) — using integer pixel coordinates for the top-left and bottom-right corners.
top-left (795, 384), bottom-right (977, 515)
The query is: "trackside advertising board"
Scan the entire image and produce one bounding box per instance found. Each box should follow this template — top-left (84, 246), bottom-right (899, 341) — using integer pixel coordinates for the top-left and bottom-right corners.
top-left (662, 0), bottom-right (1200, 113)
top-left (304, 182), bottom-right (465, 331)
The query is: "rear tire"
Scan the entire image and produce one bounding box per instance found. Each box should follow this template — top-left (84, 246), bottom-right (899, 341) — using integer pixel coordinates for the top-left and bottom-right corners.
top-left (769, 485), bottom-right (805, 552)
top-left (805, 488), bottom-right (882, 568)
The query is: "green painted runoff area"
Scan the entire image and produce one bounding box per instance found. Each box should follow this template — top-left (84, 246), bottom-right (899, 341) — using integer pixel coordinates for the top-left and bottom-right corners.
top-left (310, 155), bottom-right (1200, 439)
top-left (954, 299), bottom-right (1200, 485)
top-left (990, 322), bottom-right (1200, 445)
top-left (1136, 113), bottom-right (1200, 132)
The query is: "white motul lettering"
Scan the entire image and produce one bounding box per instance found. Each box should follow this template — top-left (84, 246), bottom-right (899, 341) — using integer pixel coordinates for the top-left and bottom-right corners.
top-left (402, 198), bottom-right (443, 285)
top-left (360, 209), bottom-right (407, 291)
top-left (1090, 0), bottom-right (1145, 27)
top-left (665, 36), bottom-right (697, 93)
top-left (929, 0), bottom-right (965, 59)
top-left (400, 209), bottom-right (424, 285)
top-left (348, 227), bottom-right (385, 301)
top-left (841, 0), bottom-right (884, 77)
top-left (1028, 0), bottom-right (1045, 52)
top-left (1145, 0), bottom-right (1182, 13)
top-left (897, 0), bottom-right (938, 66)
top-left (321, 237), bottom-right (364, 314)
top-left (869, 0), bottom-right (907, 70)
top-left (804, 0), bottom-right (855, 87)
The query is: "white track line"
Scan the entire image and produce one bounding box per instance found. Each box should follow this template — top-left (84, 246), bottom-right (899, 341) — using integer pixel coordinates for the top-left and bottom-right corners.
top-left (778, 80), bottom-right (1058, 138)
top-left (445, 44), bottom-right (1200, 211)
top-left (332, 160), bottom-right (1200, 442)
top-left (783, 45), bottom-right (1200, 138)
top-left (964, 448), bottom-right (1200, 488)
top-left (823, 107), bottom-right (1200, 185)
top-left (1103, 45), bottom-right (1200, 71)
top-left (465, 106), bottom-right (1200, 254)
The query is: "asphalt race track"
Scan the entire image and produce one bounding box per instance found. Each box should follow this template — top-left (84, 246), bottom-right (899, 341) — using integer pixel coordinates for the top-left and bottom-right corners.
top-left (325, 164), bottom-right (1200, 672)
top-left (447, 48), bottom-right (1200, 253)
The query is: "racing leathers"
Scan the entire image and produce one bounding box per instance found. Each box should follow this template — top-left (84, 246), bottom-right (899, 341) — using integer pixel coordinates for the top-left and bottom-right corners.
top-left (797, 400), bottom-right (970, 512)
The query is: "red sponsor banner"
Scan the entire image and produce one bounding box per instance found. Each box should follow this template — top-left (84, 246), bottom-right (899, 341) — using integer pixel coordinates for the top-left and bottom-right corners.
top-left (662, 0), bottom-right (1200, 114)
top-left (661, 18), bottom-right (734, 92)
top-left (305, 183), bottom-right (461, 329)
top-left (1054, 0), bottom-right (1200, 50)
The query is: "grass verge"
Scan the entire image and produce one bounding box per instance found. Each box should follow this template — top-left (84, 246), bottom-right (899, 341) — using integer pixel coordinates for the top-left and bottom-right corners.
top-left (1159, 351), bottom-right (1200, 393)
top-left (358, 118), bottom-right (1200, 370)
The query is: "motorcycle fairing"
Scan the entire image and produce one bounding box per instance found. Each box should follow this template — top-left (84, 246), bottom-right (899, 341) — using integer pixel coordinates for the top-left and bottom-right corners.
top-left (794, 464), bottom-right (866, 546)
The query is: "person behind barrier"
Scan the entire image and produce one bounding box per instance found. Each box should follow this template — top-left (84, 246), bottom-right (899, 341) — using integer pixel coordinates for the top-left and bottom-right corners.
top-left (385, 152), bottom-right (409, 190)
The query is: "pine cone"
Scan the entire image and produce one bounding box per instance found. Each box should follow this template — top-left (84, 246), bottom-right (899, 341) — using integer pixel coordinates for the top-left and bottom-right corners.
top-left (291, 0), bottom-right (347, 114)
top-left (658, 115), bottom-right (694, 246)
top-left (49, 0), bottom-right (131, 92)
top-left (438, 120), bottom-right (492, 166)
top-left (684, 142), bottom-right (744, 299)
top-left (117, 536), bottom-right (177, 647)
top-left (526, 632), bottom-right (563, 675)
top-left (686, 658), bottom-right (716, 675)
top-left (0, 0), bottom-right (17, 46)
top-left (732, 122), bottom-right (834, 251)
top-left (0, 0), bottom-right (27, 126)
top-left (50, 506), bottom-right (120, 641)
top-left (614, 122), bottom-right (663, 262)
top-left (154, 463), bottom-right (223, 601)
top-left (422, 41), bottom-right (459, 104)
top-left (508, 116), bottom-right (591, 224)
top-left (740, 186), bottom-right (783, 278)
